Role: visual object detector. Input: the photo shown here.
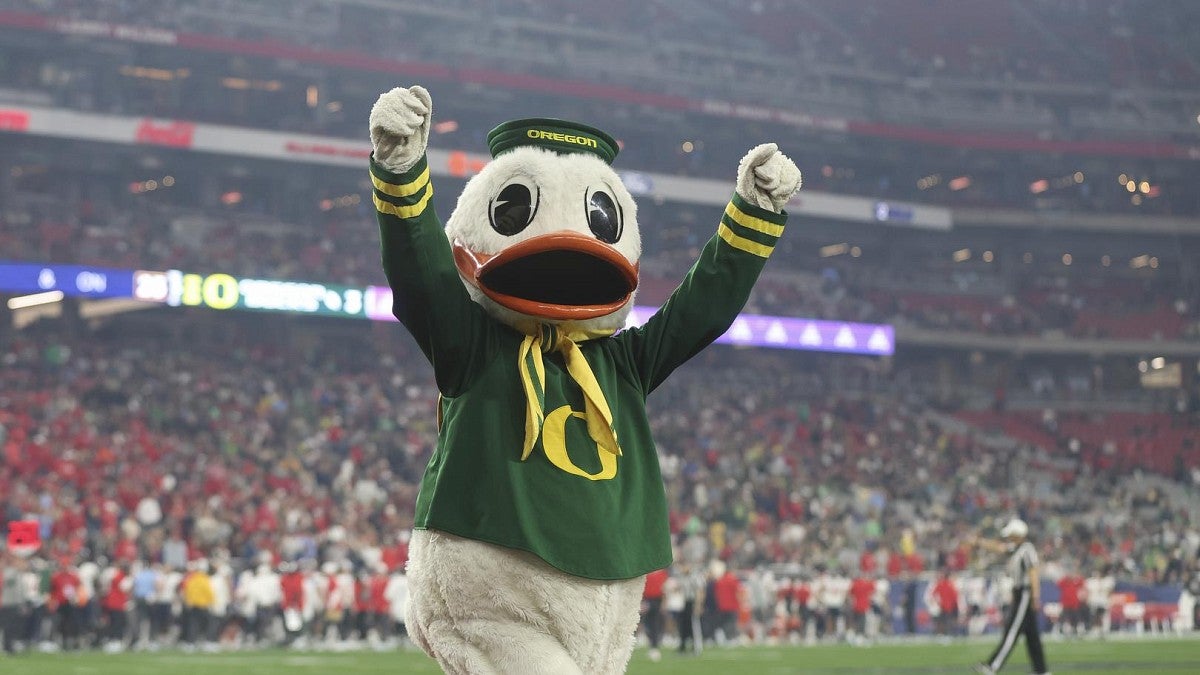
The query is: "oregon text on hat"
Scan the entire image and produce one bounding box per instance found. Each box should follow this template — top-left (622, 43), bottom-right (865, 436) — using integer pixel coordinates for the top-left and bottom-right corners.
top-left (526, 128), bottom-right (598, 149)
top-left (488, 117), bottom-right (619, 165)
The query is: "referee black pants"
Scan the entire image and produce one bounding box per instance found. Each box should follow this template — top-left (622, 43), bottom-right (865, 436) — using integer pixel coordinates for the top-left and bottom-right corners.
top-left (675, 600), bottom-right (697, 653)
top-left (986, 589), bottom-right (1047, 674)
top-left (642, 597), bottom-right (664, 648)
top-left (1, 605), bottom-right (22, 653)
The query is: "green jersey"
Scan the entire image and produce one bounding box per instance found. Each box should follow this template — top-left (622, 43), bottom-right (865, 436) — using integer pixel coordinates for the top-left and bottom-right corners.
top-left (372, 154), bottom-right (787, 580)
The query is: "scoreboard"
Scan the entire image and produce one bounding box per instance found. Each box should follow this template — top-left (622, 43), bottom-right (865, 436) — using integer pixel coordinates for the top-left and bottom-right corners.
top-left (1, 261), bottom-right (894, 356)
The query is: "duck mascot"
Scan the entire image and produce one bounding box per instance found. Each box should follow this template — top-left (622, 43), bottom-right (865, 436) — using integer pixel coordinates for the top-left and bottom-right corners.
top-left (368, 85), bottom-right (800, 674)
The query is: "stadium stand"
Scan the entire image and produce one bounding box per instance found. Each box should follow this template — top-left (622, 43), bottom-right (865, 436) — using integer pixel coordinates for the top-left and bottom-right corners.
top-left (3, 0), bottom-right (1200, 215)
top-left (0, 0), bottom-right (1198, 656)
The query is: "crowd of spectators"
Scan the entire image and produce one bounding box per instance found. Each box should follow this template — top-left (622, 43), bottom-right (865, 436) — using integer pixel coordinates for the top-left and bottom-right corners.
top-left (0, 266), bottom-right (1197, 653)
top-left (0, 550), bottom-right (410, 654)
top-left (4, 175), bottom-right (1198, 344)
top-left (8, 0), bottom-right (1196, 92)
top-left (3, 0), bottom-right (1200, 658)
top-left (4, 0), bottom-right (1200, 217)
top-left (1, 311), bottom-right (1198, 653)
top-left (2, 315), bottom-right (1197, 593)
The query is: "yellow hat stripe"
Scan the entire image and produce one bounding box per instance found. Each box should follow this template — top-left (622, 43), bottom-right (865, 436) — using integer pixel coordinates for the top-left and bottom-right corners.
top-left (372, 183), bottom-right (434, 219)
top-left (725, 201), bottom-right (785, 238)
top-left (717, 223), bottom-right (773, 258)
top-left (371, 164), bottom-right (430, 198)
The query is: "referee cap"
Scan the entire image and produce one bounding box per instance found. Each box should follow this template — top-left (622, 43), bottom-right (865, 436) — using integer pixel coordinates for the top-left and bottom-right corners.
top-left (1000, 518), bottom-right (1029, 538)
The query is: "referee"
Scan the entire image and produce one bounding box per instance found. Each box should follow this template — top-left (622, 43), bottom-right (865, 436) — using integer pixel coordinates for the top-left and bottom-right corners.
top-left (972, 519), bottom-right (1050, 675)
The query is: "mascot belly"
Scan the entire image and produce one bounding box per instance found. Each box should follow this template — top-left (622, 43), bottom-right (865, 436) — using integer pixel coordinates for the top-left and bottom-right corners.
top-left (368, 85), bottom-right (801, 675)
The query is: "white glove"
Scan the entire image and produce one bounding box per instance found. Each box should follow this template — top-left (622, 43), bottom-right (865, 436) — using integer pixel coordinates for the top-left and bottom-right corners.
top-left (735, 143), bottom-right (802, 213)
top-left (369, 85), bottom-right (432, 173)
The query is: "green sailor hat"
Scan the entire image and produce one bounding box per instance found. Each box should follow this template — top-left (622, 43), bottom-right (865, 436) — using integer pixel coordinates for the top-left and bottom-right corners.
top-left (487, 117), bottom-right (619, 165)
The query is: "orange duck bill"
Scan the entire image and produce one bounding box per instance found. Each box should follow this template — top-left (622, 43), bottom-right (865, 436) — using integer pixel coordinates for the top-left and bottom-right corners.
top-left (452, 231), bottom-right (638, 321)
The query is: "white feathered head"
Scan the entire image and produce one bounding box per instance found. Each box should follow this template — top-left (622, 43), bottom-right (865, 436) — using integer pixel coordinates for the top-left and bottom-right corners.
top-left (445, 118), bottom-right (640, 333)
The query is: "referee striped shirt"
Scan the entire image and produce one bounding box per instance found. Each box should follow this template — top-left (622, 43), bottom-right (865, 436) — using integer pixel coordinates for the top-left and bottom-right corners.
top-left (678, 571), bottom-right (705, 602)
top-left (1007, 541), bottom-right (1038, 589)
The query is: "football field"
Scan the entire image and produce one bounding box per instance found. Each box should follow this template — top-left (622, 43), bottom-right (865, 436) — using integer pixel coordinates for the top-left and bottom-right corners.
top-left (2, 637), bottom-right (1197, 674)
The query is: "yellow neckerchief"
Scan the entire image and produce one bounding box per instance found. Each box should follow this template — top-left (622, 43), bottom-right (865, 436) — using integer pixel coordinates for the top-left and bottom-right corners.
top-left (516, 323), bottom-right (622, 462)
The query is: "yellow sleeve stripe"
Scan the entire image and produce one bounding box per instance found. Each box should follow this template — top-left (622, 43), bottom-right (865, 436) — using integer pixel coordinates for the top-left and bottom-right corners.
top-left (725, 201), bottom-right (785, 237)
top-left (717, 223), bottom-right (773, 258)
top-left (371, 164), bottom-right (430, 198)
top-left (373, 184), bottom-right (434, 219)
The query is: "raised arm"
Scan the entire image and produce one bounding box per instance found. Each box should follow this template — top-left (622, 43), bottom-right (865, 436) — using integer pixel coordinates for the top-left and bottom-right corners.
top-left (369, 86), bottom-right (491, 395)
top-left (616, 143), bottom-right (801, 394)
top-left (968, 535), bottom-right (1010, 555)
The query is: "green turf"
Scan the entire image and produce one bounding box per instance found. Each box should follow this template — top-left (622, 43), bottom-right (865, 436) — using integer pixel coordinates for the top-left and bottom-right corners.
top-left (2, 637), bottom-right (1197, 674)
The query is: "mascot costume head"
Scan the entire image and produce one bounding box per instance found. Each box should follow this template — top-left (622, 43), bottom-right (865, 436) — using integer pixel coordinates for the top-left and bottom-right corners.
top-left (369, 85), bottom-right (799, 675)
top-left (448, 119), bottom-right (639, 335)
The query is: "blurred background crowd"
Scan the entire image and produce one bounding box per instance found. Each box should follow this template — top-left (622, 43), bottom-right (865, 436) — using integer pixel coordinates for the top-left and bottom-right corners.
top-left (2, 0), bottom-right (1200, 655)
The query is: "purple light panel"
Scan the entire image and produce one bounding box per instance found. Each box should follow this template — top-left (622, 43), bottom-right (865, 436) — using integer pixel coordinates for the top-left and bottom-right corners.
top-left (624, 307), bottom-right (893, 355)
top-left (364, 285), bottom-right (395, 322)
top-left (364, 287), bottom-right (893, 356)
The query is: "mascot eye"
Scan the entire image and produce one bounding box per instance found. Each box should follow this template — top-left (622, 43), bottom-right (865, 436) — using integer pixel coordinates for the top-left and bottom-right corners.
top-left (585, 188), bottom-right (622, 244)
top-left (489, 180), bottom-right (539, 236)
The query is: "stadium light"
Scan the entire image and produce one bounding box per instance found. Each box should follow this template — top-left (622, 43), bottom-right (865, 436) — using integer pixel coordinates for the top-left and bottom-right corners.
top-left (7, 290), bottom-right (64, 310)
top-left (820, 243), bottom-right (849, 258)
top-left (119, 65), bottom-right (184, 81)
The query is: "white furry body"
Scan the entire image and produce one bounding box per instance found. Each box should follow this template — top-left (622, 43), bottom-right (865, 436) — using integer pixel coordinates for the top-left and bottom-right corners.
top-left (405, 529), bottom-right (645, 675)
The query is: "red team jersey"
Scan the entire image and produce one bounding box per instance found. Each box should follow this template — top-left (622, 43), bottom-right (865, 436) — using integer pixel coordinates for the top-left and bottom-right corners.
top-left (850, 577), bottom-right (876, 613)
top-left (1057, 575), bottom-right (1085, 609)
top-left (102, 570), bottom-right (129, 611)
top-left (931, 578), bottom-right (959, 614)
top-left (714, 572), bottom-right (741, 612)
top-left (50, 570), bottom-right (82, 609)
top-left (281, 572), bottom-right (305, 610)
top-left (369, 573), bottom-right (390, 614)
top-left (793, 582), bottom-right (811, 607)
top-left (643, 569), bottom-right (668, 600)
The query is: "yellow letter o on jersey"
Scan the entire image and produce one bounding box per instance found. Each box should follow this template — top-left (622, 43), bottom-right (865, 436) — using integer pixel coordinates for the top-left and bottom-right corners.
top-left (541, 405), bottom-right (617, 481)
